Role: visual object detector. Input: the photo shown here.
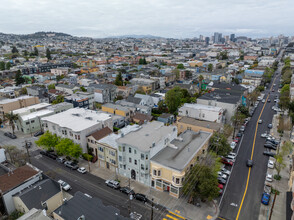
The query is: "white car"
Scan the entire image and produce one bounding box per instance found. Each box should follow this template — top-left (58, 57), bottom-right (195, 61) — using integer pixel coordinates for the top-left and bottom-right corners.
top-left (268, 160), bottom-right (274, 169)
top-left (221, 168), bottom-right (231, 176)
top-left (257, 96), bottom-right (262, 101)
top-left (230, 142), bottom-right (237, 150)
top-left (262, 99), bottom-right (266, 103)
top-left (266, 174), bottom-right (273, 182)
top-left (77, 167), bottom-right (87, 174)
top-left (261, 132), bottom-right (268, 138)
top-left (226, 154), bottom-right (236, 162)
top-left (218, 172), bottom-right (228, 180)
top-left (228, 152), bottom-right (237, 158)
top-left (57, 180), bottom-right (72, 191)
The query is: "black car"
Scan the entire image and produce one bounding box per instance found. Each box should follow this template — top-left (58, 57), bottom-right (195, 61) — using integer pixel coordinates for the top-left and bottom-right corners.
top-left (135, 193), bottom-right (147, 202)
top-left (40, 151), bottom-right (48, 156)
top-left (120, 187), bottom-right (135, 195)
top-left (236, 133), bottom-right (242, 138)
top-left (34, 131), bottom-right (44, 137)
top-left (263, 151), bottom-right (276, 157)
top-left (267, 139), bottom-right (280, 145)
top-left (47, 152), bottom-right (58, 160)
top-left (246, 159), bottom-right (253, 167)
top-left (4, 132), bottom-right (17, 139)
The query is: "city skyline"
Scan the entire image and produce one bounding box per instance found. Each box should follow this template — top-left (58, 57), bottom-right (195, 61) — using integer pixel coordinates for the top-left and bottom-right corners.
top-left (1, 0), bottom-right (293, 38)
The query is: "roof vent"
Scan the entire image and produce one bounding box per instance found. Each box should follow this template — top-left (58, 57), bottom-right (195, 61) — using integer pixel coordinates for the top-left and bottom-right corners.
top-left (85, 117), bottom-right (93, 120)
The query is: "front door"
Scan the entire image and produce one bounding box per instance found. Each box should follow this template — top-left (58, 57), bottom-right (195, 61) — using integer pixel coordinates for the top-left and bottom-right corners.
top-left (106, 162), bottom-right (109, 169)
top-left (131, 169), bottom-right (136, 180)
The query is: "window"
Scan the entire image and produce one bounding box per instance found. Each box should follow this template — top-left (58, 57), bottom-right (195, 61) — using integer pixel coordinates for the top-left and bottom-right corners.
top-left (53, 126), bottom-right (56, 130)
top-left (109, 151), bottom-right (115, 156)
top-left (120, 164), bottom-right (122, 168)
top-left (64, 130), bottom-right (67, 135)
top-left (158, 170), bottom-right (161, 176)
top-left (119, 156), bottom-right (122, 162)
top-left (141, 164), bottom-right (144, 170)
top-left (26, 121), bottom-right (29, 125)
top-left (134, 150), bottom-right (137, 154)
top-left (134, 160), bottom-right (137, 165)
top-left (176, 178), bottom-right (180, 184)
top-left (129, 148), bottom-right (132, 153)
top-left (141, 154), bottom-right (144, 160)
top-left (123, 165), bottom-right (126, 170)
top-left (145, 165), bottom-right (148, 170)
top-left (78, 135), bottom-right (80, 140)
top-left (146, 154), bottom-right (148, 160)
top-left (123, 146), bottom-right (125, 152)
top-left (202, 149), bottom-right (205, 154)
top-left (153, 170), bottom-right (157, 176)
top-left (69, 132), bottom-right (73, 137)
top-left (119, 146), bottom-right (122, 152)
top-left (129, 158), bottom-right (132, 163)
top-left (31, 120), bottom-right (35, 123)
top-left (75, 135), bottom-right (77, 140)
top-left (62, 130), bottom-right (64, 135)
top-left (99, 147), bottom-right (104, 152)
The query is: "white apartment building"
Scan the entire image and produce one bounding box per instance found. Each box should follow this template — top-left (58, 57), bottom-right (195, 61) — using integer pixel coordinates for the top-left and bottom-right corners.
top-left (178, 103), bottom-right (224, 123)
top-left (41, 108), bottom-right (112, 152)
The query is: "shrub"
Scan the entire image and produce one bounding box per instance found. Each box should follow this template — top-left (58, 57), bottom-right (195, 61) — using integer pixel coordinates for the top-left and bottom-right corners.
top-left (82, 153), bottom-right (93, 161)
top-left (274, 174), bottom-right (281, 180)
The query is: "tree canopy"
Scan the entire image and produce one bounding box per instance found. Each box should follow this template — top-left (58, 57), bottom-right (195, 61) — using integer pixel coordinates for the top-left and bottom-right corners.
top-left (209, 132), bottom-right (231, 156)
top-left (114, 72), bottom-right (123, 86)
top-left (177, 64), bottom-right (185, 69)
top-left (35, 131), bottom-right (60, 151)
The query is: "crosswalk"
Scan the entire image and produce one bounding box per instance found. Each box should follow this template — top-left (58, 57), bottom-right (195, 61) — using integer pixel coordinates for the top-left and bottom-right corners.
top-left (163, 210), bottom-right (186, 220)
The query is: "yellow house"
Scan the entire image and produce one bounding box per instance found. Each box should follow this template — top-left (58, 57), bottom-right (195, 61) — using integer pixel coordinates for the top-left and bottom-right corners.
top-left (101, 103), bottom-right (131, 119)
top-left (150, 130), bottom-right (212, 198)
top-left (141, 85), bottom-right (152, 94)
top-left (87, 127), bottom-right (118, 171)
top-left (177, 116), bottom-right (223, 135)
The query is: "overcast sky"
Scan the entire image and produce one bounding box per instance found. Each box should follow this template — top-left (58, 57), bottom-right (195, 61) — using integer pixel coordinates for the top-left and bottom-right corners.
top-left (1, 0), bottom-right (293, 38)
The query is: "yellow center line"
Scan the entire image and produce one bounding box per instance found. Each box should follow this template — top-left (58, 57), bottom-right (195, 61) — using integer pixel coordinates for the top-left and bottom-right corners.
top-left (236, 76), bottom-right (277, 220)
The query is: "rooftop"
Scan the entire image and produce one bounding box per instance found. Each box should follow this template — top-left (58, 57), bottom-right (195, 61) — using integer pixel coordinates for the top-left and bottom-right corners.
top-left (21, 109), bottom-right (54, 121)
top-left (0, 95), bottom-right (35, 105)
top-left (87, 127), bottom-right (113, 140)
top-left (178, 116), bottom-right (223, 131)
top-left (42, 108), bottom-right (111, 132)
top-left (151, 130), bottom-right (212, 172)
top-left (117, 121), bottom-right (176, 152)
top-left (53, 191), bottom-right (130, 220)
top-left (14, 179), bottom-right (60, 210)
top-left (0, 164), bottom-right (40, 193)
top-left (180, 103), bottom-right (223, 112)
top-left (12, 103), bottom-right (51, 115)
top-left (103, 103), bottom-right (129, 112)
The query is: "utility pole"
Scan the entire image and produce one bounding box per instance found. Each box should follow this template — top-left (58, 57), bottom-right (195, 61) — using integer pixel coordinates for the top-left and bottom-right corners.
top-left (25, 140), bottom-right (31, 164)
top-left (128, 178), bottom-right (132, 217)
top-left (269, 191), bottom-right (277, 220)
top-left (150, 198), bottom-right (154, 220)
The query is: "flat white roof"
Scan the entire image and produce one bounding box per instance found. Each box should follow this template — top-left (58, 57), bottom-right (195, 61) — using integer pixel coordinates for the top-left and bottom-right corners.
top-left (99, 124), bottom-right (140, 149)
top-left (182, 103), bottom-right (223, 112)
top-left (42, 108), bottom-right (111, 132)
top-left (21, 109), bottom-right (54, 121)
top-left (13, 103), bottom-right (51, 115)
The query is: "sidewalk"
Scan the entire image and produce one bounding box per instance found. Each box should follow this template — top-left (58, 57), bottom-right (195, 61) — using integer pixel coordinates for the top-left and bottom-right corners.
top-left (79, 160), bottom-right (218, 220)
top-left (258, 113), bottom-right (291, 220)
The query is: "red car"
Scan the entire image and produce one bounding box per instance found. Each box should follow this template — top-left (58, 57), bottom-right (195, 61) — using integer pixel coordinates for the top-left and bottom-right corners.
top-left (220, 158), bottom-right (233, 166)
top-left (233, 138), bottom-right (239, 143)
top-left (218, 184), bottom-right (224, 189)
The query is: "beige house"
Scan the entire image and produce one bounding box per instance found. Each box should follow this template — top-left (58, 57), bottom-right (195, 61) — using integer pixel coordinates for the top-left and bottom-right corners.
top-left (150, 130), bottom-right (212, 198)
top-left (12, 179), bottom-right (71, 215)
top-left (177, 116), bottom-right (223, 134)
top-left (0, 96), bottom-right (40, 119)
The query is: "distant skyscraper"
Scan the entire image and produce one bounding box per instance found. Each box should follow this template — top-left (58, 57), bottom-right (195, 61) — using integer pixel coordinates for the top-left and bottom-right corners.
top-left (205, 37), bottom-right (210, 45)
top-left (199, 35), bottom-right (204, 41)
top-left (230, 34), bottom-right (235, 42)
top-left (214, 32), bottom-right (222, 44)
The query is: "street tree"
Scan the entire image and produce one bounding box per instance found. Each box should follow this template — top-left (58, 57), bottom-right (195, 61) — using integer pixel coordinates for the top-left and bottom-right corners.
top-left (177, 64), bottom-right (185, 69)
top-left (165, 86), bottom-right (184, 113)
top-left (4, 112), bottom-right (18, 134)
top-left (12, 46), bottom-right (18, 54)
top-left (274, 141), bottom-right (293, 179)
top-left (209, 132), bottom-right (231, 156)
top-left (46, 48), bottom-right (51, 60)
top-left (207, 64), bottom-right (213, 72)
top-left (182, 153), bottom-right (220, 202)
top-left (48, 84), bottom-right (55, 90)
top-left (55, 138), bottom-right (82, 159)
top-left (0, 61), bottom-right (5, 70)
top-left (52, 95), bottom-right (64, 104)
top-left (15, 70), bottom-right (25, 85)
top-left (6, 62), bottom-right (11, 70)
top-left (34, 47), bottom-right (39, 56)
top-left (114, 72), bottom-right (123, 86)
top-left (198, 75), bottom-right (204, 91)
top-left (35, 131), bottom-right (60, 151)
top-left (222, 124), bottom-right (233, 138)
top-left (231, 109), bottom-right (246, 138)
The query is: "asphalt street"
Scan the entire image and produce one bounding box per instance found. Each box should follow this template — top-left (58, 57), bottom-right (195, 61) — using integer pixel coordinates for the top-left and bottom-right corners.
top-left (29, 150), bottom-right (166, 220)
top-left (219, 64), bottom-right (282, 219)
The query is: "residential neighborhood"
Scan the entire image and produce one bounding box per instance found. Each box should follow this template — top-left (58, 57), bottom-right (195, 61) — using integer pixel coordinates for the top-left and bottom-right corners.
top-left (0, 11), bottom-right (294, 220)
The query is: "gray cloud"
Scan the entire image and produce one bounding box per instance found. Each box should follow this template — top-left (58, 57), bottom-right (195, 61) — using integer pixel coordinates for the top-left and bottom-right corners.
top-left (0, 0), bottom-right (293, 38)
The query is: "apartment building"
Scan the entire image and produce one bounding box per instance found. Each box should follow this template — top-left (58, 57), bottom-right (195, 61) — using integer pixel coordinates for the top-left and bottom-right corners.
top-left (150, 130), bottom-right (212, 198)
top-left (0, 96), bottom-right (40, 119)
top-left (116, 121), bottom-right (177, 186)
top-left (41, 108), bottom-right (112, 151)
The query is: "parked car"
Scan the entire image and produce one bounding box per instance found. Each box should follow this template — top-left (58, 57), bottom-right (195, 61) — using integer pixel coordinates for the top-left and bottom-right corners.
top-left (64, 161), bottom-right (79, 170)
top-left (267, 138), bottom-right (280, 145)
top-left (240, 126), bottom-right (245, 132)
top-left (261, 132), bottom-right (268, 138)
top-left (57, 180), bottom-right (72, 191)
top-left (228, 152), bottom-right (237, 158)
top-left (57, 157), bottom-right (66, 163)
top-left (266, 174), bottom-right (273, 182)
top-left (105, 180), bottom-right (120, 189)
top-left (246, 159), bottom-right (253, 167)
top-left (218, 172), bottom-right (228, 180)
top-left (230, 142), bottom-right (237, 150)
top-left (268, 124), bottom-right (273, 129)
top-left (268, 160), bottom-right (274, 169)
top-left (261, 193), bottom-right (271, 205)
top-left (4, 132), bottom-right (17, 139)
top-left (218, 184), bottom-right (224, 189)
top-left (263, 151), bottom-right (276, 157)
top-left (47, 152), bottom-right (58, 160)
top-left (233, 138), bottom-right (239, 143)
top-left (221, 168), bottom-right (231, 176)
top-left (77, 167), bottom-right (87, 174)
top-left (220, 158), bottom-right (233, 166)
top-left (33, 131), bottom-right (44, 137)
top-left (135, 193), bottom-right (147, 202)
top-left (218, 177), bottom-right (227, 185)
top-left (226, 155), bottom-right (236, 162)
top-left (236, 133), bottom-right (242, 138)
top-left (120, 187), bottom-right (135, 195)
top-left (264, 143), bottom-right (277, 150)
